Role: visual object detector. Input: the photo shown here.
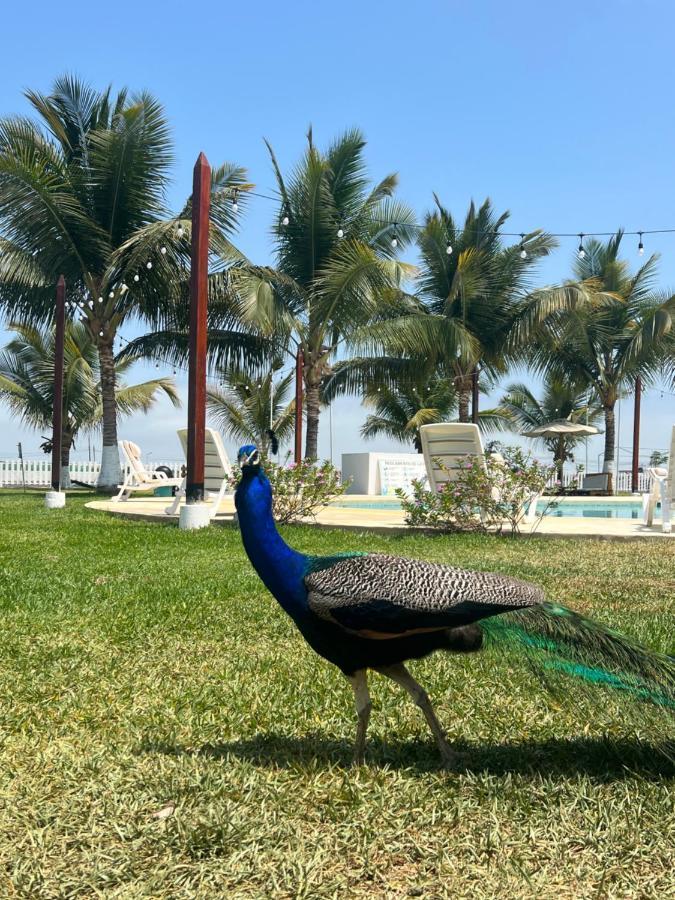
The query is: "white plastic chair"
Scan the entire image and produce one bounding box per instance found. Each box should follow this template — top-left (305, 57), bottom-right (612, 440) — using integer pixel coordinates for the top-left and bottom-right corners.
top-left (165, 428), bottom-right (233, 518)
top-left (114, 440), bottom-right (182, 502)
top-left (419, 423), bottom-right (540, 525)
top-left (642, 424), bottom-right (674, 533)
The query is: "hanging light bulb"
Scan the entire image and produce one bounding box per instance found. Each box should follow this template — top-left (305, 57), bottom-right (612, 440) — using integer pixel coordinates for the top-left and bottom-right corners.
top-left (638, 231), bottom-right (644, 255)
top-left (146, 261), bottom-right (153, 270)
top-left (108, 291), bottom-right (114, 299)
top-left (133, 274), bottom-right (140, 282)
top-left (88, 300), bottom-right (94, 309)
top-left (578, 233), bottom-right (586, 259)
top-left (337, 226), bottom-right (344, 239)
top-left (160, 246), bottom-right (167, 255)
top-left (281, 212), bottom-right (290, 227)
top-left (391, 224), bottom-right (398, 249)
top-left (176, 225), bottom-right (184, 238)
top-left (232, 190), bottom-right (239, 213)
top-left (519, 234), bottom-right (527, 259)
top-left (446, 241), bottom-right (453, 255)
top-left (98, 296), bottom-right (103, 303)
top-left (99, 330), bottom-right (104, 337)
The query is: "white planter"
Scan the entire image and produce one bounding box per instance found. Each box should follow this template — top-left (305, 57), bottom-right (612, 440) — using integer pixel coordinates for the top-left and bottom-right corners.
top-left (179, 503), bottom-right (212, 530)
top-left (44, 490), bottom-right (66, 509)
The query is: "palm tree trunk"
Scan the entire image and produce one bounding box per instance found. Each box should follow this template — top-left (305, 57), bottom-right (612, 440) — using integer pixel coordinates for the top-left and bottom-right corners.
top-left (457, 374), bottom-right (472, 423)
top-left (555, 435), bottom-right (565, 487)
top-left (97, 336), bottom-right (121, 490)
top-left (304, 368), bottom-right (321, 460)
top-left (61, 435), bottom-right (72, 489)
top-left (602, 402), bottom-right (616, 494)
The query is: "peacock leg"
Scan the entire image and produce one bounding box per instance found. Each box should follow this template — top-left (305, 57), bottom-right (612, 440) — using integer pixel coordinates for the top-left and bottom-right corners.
top-left (347, 669), bottom-right (372, 765)
top-left (376, 663), bottom-right (457, 766)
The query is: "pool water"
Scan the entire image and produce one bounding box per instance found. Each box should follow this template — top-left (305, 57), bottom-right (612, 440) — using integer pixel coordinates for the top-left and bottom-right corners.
top-left (333, 498), bottom-right (659, 520)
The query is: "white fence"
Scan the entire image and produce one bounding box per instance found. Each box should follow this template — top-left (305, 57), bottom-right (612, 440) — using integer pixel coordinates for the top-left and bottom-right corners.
top-left (0, 457), bottom-right (654, 493)
top-left (544, 470), bottom-right (651, 492)
top-left (0, 458), bottom-right (184, 488)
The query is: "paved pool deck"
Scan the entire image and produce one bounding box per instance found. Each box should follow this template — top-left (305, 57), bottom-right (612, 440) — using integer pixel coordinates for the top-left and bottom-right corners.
top-left (86, 494), bottom-right (674, 540)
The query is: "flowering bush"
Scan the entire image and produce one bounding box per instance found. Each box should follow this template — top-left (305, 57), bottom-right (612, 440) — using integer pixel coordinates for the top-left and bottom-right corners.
top-left (396, 446), bottom-right (553, 534)
top-left (230, 454), bottom-right (348, 524)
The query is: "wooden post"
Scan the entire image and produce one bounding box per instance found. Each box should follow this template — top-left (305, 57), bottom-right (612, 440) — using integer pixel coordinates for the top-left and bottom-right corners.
top-left (471, 367), bottom-right (479, 425)
top-left (51, 276), bottom-right (66, 491)
top-left (186, 152), bottom-right (210, 503)
top-left (631, 375), bottom-right (642, 493)
top-left (294, 348), bottom-right (304, 464)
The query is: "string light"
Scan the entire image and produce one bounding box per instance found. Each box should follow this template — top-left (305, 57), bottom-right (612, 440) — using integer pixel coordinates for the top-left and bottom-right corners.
top-left (337, 225), bottom-right (344, 239)
top-left (176, 225), bottom-right (184, 238)
top-left (578, 233), bottom-right (586, 259)
top-left (108, 291), bottom-right (114, 299)
top-left (160, 246), bottom-right (167, 255)
top-left (232, 190), bottom-right (239, 213)
top-left (446, 240), bottom-right (453, 255)
top-left (638, 232), bottom-right (644, 255)
top-left (519, 234), bottom-right (527, 259)
top-left (281, 212), bottom-right (290, 227)
top-left (391, 225), bottom-right (398, 249)
top-left (146, 261), bottom-right (153, 270)
top-left (98, 296), bottom-right (103, 303)
top-left (133, 274), bottom-right (140, 282)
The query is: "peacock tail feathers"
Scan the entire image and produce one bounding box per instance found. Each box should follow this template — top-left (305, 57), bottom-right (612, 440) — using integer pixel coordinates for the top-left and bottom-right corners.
top-left (480, 602), bottom-right (675, 712)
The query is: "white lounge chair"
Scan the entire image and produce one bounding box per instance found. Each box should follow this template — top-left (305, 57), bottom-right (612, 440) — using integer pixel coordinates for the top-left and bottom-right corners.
top-left (642, 424), bottom-right (674, 533)
top-left (165, 428), bottom-right (233, 519)
top-left (419, 422), bottom-right (540, 525)
top-left (114, 440), bottom-right (183, 502)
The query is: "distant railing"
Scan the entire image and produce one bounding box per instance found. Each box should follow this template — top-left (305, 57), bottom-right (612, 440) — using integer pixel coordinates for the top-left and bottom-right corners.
top-left (544, 470), bottom-right (651, 492)
top-left (0, 458), bottom-right (184, 488)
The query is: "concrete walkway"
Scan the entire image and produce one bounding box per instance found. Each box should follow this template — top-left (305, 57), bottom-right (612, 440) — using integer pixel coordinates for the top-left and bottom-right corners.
top-left (86, 494), bottom-right (674, 540)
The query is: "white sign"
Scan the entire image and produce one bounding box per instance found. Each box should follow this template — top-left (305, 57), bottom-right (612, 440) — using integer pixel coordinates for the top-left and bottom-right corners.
top-left (377, 456), bottom-right (427, 496)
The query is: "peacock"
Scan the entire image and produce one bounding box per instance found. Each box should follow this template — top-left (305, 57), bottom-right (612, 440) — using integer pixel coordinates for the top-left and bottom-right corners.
top-left (234, 445), bottom-right (675, 765)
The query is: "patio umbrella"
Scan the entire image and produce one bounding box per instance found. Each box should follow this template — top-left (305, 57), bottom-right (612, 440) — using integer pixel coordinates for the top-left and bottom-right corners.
top-left (521, 418), bottom-right (603, 486)
top-left (521, 419), bottom-right (602, 438)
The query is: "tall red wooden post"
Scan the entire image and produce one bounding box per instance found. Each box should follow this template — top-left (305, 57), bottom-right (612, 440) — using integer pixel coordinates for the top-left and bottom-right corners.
top-left (51, 276), bottom-right (66, 491)
top-left (294, 348), bottom-right (304, 464)
top-left (186, 152), bottom-right (210, 504)
top-left (631, 375), bottom-right (642, 493)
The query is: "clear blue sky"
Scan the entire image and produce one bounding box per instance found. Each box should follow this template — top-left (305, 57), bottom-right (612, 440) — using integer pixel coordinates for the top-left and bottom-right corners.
top-left (1, 0), bottom-right (674, 469)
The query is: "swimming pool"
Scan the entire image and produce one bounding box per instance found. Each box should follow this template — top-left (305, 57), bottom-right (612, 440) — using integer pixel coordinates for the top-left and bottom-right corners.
top-left (332, 498), bottom-right (659, 520)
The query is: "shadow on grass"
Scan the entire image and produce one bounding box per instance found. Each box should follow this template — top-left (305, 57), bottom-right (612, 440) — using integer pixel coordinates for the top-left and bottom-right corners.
top-left (140, 732), bottom-right (675, 780)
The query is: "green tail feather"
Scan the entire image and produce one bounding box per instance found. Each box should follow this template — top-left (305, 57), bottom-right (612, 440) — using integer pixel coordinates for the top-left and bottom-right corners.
top-left (480, 602), bottom-right (675, 711)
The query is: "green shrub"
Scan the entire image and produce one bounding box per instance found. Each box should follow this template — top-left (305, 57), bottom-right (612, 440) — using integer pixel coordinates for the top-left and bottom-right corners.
top-left (230, 455), bottom-right (348, 523)
top-left (396, 446), bottom-right (553, 534)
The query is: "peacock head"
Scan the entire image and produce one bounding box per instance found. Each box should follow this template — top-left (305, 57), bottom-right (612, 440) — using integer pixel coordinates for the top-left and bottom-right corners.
top-left (235, 444), bottom-right (273, 514)
top-left (238, 444), bottom-right (262, 474)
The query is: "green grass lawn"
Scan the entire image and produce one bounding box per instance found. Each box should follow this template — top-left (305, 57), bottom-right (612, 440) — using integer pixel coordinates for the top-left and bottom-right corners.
top-left (0, 491), bottom-right (673, 899)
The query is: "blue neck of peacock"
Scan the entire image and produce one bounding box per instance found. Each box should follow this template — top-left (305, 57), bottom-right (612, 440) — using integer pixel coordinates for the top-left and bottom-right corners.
top-left (235, 468), bottom-right (309, 615)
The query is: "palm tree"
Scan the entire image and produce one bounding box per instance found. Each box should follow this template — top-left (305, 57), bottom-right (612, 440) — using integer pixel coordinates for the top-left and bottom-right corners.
top-left (498, 377), bottom-right (603, 482)
top-left (359, 370), bottom-right (458, 452)
top-left (231, 128), bottom-right (416, 459)
top-left (529, 232), bottom-right (674, 478)
top-left (0, 322), bottom-right (179, 487)
top-left (206, 363), bottom-right (295, 456)
top-left (0, 75), bottom-right (250, 487)
top-left (347, 197), bottom-right (557, 421)
top-left (325, 357), bottom-right (506, 452)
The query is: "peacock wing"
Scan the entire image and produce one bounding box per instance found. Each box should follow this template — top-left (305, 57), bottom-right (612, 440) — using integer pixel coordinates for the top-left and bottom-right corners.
top-left (304, 553), bottom-right (544, 639)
